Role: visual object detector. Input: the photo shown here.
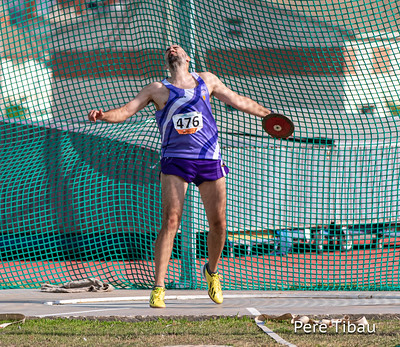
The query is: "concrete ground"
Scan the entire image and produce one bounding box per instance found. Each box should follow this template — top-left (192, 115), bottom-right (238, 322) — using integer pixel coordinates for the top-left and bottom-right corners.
top-left (1, 289), bottom-right (400, 319)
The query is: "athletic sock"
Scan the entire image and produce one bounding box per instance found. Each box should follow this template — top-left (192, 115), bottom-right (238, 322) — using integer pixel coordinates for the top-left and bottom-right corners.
top-left (206, 263), bottom-right (217, 275)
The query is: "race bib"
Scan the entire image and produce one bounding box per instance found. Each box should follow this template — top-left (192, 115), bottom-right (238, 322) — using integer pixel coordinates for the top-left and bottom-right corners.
top-left (172, 111), bottom-right (203, 135)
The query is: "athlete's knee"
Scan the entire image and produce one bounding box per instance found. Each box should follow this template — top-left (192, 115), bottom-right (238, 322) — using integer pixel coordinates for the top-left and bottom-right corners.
top-left (209, 219), bottom-right (227, 234)
top-left (161, 212), bottom-right (182, 233)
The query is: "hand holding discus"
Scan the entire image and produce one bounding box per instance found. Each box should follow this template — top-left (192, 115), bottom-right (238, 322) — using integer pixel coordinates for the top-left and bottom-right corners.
top-left (262, 113), bottom-right (294, 139)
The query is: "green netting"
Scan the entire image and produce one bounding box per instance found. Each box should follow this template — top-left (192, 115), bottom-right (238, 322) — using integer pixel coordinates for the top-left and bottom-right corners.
top-left (1, 0), bottom-right (400, 290)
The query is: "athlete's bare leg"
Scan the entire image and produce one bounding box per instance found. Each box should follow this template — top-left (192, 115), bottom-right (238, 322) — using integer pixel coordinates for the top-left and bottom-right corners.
top-left (154, 173), bottom-right (188, 287)
top-left (198, 177), bottom-right (227, 273)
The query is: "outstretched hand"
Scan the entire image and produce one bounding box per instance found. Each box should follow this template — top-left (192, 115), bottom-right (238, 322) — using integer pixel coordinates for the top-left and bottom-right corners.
top-left (88, 109), bottom-right (105, 122)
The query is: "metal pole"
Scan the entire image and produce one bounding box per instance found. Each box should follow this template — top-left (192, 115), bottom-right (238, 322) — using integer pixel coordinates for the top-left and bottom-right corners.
top-left (177, 0), bottom-right (197, 288)
top-left (179, 0), bottom-right (196, 72)
top-left (179, 184), bottom-right (197, 288)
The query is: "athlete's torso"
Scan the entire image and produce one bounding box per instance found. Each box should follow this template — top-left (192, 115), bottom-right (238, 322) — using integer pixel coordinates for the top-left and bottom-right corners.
top-left (155, 72), bottom-right (221, 160)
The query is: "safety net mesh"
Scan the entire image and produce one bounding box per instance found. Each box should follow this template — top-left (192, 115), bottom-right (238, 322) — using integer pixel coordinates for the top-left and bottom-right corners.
top-left (1, 0), bottom-right (400, 290)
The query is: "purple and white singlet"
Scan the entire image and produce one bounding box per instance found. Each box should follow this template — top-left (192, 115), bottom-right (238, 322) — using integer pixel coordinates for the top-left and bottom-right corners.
top-left (155, 72), bottom-right (221, 160)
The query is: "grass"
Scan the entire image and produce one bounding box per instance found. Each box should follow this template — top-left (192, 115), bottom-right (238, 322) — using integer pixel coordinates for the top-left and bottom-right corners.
top-left (1, 316), bottom-right (400, 347)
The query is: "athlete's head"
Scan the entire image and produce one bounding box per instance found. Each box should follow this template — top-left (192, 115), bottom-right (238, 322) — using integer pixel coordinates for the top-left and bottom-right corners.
top-left (165, 44), bottom-right (190, 71)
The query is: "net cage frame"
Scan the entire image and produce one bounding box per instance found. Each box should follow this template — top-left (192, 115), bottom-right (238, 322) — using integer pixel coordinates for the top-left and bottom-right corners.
top-left (0, 0), bottom-right (399, 290)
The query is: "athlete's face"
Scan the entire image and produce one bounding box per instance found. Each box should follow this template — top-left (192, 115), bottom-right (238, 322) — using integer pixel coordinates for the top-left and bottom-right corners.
top-left (165, 45), bottom-right (190, 71)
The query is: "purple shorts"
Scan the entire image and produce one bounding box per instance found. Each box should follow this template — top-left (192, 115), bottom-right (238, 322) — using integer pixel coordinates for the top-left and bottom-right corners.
top-left (160, 157), bottom-right (229, 186)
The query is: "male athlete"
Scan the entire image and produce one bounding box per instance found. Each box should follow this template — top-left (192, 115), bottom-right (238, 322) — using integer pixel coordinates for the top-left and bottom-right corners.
top-left (88, 44), bottom-right (272, 308)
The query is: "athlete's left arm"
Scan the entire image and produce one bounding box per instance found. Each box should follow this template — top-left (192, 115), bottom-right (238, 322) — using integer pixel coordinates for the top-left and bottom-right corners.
top-left (203, 72), bottom-right (272, 118)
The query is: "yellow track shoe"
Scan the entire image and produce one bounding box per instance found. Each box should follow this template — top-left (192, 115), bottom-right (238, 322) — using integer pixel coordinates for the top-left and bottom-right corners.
top-left (202, 263), bottom-right (223, 304)
top-left (149, 286), bottom-right (166, 308)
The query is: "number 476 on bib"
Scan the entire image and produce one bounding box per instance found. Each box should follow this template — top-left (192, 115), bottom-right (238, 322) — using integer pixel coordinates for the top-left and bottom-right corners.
top-left (172, 111), bottom-right (203, 135)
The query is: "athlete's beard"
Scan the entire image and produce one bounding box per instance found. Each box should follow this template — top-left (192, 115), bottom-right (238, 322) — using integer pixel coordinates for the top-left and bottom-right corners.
top-left (167, 54), bottom-right (185, 72)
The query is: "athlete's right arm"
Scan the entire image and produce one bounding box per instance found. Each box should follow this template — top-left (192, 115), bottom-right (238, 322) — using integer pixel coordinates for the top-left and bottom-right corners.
top-left (88, 83), bottom-right (157, 123)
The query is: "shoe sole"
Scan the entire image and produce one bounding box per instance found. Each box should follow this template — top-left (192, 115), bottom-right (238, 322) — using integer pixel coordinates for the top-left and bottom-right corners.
top-left (149, 304), bottom-right (165, 308)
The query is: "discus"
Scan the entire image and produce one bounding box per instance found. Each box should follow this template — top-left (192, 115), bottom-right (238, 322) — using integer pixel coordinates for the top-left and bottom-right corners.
top-left (262, 113), bottom-right (294, 139)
